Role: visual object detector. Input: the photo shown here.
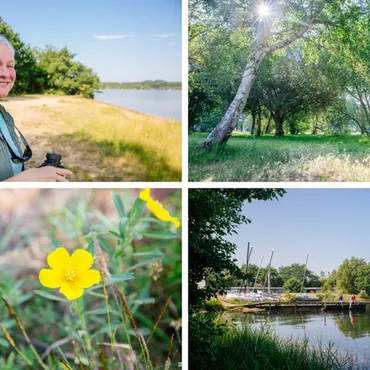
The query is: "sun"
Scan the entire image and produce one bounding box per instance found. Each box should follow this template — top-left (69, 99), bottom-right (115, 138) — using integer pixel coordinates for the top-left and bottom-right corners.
top-left (258, 3), bottom-right (271, 18)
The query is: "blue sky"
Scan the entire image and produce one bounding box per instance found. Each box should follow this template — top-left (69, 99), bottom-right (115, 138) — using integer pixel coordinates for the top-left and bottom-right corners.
top-left (1, 0), bottom-right (181, 82)
top-left (226, 189), bottom-right (370, 275)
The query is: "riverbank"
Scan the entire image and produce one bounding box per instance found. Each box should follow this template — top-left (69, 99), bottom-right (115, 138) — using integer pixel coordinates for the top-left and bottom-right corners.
top-left (190, 313), bottom-right (351, 369)
top-left (0, 95), bottom-right (181, 181)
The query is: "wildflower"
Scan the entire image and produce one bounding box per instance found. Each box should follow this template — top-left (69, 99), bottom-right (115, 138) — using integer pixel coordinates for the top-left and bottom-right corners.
top-left (139, 188), bottom-right (180, 228)
top-left (39, 247), bottom-right (101, 300)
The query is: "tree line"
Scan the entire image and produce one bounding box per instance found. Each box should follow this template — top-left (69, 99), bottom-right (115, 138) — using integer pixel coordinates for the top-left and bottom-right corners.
top-left (0, 17), bottom-right (100, 98)
top-left (230, 257), bottom-right (370, 296)
top-left (189, 0), bottom-right (370, 147)
top-left (100, 80), bottom-right (181, 90)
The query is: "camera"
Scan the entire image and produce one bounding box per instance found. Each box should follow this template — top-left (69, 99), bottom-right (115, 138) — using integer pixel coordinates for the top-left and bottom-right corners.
top-left (39, 153), bottom-right (64, 168)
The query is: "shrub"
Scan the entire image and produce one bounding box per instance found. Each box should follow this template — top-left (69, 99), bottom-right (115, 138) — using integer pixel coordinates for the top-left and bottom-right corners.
top-left (204, 298), bottom-right (224, 312)
top-left (229, 297), bottom-right (242, 304)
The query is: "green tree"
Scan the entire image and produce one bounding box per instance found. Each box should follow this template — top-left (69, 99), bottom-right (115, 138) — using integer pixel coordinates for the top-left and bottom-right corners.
top-left (284, 277), bottom-right (302, 293)
top-left (0, 17), bottom-right (48, 94)
top-left (279, 263), bottom-right (320, 287)
top-left (37, 46), bottom-right (100, 98)
top-left (336, 257), bottom-right (367, 294)
top-left (354, 264), bottom-right (370, 296)
top-left (189, 188), bottom-right (285, 306)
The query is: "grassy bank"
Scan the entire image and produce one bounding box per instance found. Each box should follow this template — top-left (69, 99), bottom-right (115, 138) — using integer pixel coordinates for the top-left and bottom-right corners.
top-left (190, 314), bottom-right (350, 370)
top-left (1, 96), bottom-right (181, 181)
top-left (189, 133), bottom-right (370, 182)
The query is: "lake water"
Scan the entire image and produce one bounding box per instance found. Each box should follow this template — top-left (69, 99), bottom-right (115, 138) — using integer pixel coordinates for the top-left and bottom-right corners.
top-left (230, 310), bottom-right (370, 368)
top-left (94, 89), bottom-right (182, 122)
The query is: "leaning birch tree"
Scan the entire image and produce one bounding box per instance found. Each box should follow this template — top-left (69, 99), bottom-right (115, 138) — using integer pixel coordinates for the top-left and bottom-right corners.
top-left (194, 0), bottom-right (338, 149)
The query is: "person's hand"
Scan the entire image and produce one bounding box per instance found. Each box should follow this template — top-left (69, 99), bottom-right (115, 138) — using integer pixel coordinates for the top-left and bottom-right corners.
top-left (4, 166), bottom-right (73, 182)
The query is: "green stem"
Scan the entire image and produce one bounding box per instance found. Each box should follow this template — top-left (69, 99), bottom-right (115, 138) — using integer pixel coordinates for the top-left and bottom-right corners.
top-left (76, 297), bottom-right (92, 351)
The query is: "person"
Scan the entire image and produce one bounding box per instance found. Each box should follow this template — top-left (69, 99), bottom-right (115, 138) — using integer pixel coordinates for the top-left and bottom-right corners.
top-left (0, 35), bottom-right (73, 181)
top-left (338, 294), bottom-right (344, 308)
top-left (349, 294), bottom-right (356, 309)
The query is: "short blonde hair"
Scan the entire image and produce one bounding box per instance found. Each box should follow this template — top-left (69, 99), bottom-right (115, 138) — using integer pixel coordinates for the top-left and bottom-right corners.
top-left (0, 35), bottom-right (15, 57)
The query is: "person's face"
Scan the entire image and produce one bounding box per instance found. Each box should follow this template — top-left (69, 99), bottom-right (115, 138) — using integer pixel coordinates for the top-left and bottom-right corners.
top-left (0, 43), bottom-right (16, 98)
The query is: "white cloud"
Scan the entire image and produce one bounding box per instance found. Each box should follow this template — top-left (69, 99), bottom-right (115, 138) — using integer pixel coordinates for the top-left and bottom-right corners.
top-left (149, 34), bottom-right (175, 38)
top-left (93, 35), bottom-right (135, 40)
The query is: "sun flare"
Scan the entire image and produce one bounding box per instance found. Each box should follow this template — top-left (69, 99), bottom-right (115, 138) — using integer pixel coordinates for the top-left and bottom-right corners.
top-left (258, 4), bottom-right (270, 17)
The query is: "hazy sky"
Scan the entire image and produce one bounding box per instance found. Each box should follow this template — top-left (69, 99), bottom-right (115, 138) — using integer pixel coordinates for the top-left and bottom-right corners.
top-left (1, 0), bottom-right (181, 82)
top-left (225, 189), bottom-right (370, 275)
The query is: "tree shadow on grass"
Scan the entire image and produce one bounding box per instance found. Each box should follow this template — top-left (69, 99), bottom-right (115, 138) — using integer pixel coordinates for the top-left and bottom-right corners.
top-left (59, 131), bottom-right (181, 182)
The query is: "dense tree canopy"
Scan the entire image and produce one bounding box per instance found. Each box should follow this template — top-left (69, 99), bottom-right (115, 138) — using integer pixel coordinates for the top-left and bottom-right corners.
top-left (189, 188), bottom-right (285, 305)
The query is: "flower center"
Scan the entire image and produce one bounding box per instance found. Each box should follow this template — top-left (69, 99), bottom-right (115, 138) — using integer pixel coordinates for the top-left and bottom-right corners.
top-left (64, 270), bottom-right (77, 282)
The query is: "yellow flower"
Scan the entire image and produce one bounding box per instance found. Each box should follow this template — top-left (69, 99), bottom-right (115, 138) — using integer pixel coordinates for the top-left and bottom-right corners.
top-left (139, 188), bottom-right (180, 228)
top-left (39, 247), bottom-right (101, 300)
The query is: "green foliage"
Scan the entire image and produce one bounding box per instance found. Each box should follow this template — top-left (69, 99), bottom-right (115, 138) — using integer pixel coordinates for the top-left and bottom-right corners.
top-left (283, 277), bottom-right (303, 293)
top-left (189, 188), bottom-right (285, 306)
top-left (336, 257), bottom-right (367, 294)
top-left (188, 313), bottom-right (227, 368)
top-left (204, 298), bottom-right (224, 312)
top-left (0, 17), bottom-right (48, 94)
top-left (36, 46), bottom-right (100, 98)
top-left (358, 290), bottom-right (369, 299)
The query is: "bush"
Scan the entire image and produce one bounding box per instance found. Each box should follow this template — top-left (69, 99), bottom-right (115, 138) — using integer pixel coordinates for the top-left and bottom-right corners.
top-left (189, 313), bottom-right (227, 368)
top-left (359, 290), bottom-right (369, 299)
top-left (204, 298), bottom-right (224, 312)
top-left (229, 297), bottom-right (242, 304)
top-left (284, 277), bottom-right (303, 293)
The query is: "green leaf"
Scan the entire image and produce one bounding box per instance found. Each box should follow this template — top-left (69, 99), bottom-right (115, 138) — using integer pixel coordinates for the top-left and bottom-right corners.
top-left (85, 291), bottom-right (105, 299)
top-left (129, 198), bottom-right (146, 225)
top-left (109, 230), bottom-right (123, 239)
top-left (141, 231), bottom-right (177, 240)
top-left (118, 217), bottom-right (128, 237)
top-left (0, 338), bottom-right (9, 348)
top-left (34, 290), bottom-right (69, 302)
top-left (112, 192), bottom-right (126, 217)
top-left (140, 217), bottom-right (161, 224)
top-left (128, 256), bottom-right (163, 272)
top-left (85, 307), bottom-right (112, 315)
top-left (131, 297), bottom-right (155, 305)
top-left (51, 239), bottom-right (60, 250)
top-left (132, 250), bottom-right (164, 257)
top-left (88, 273), bottom-right (135, 291)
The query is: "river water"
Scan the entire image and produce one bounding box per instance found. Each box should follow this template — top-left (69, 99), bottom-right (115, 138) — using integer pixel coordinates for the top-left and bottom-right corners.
top-left (229, 310), bottom-right (370, 368)
top-left (94, 89), bottom-right (182, 122)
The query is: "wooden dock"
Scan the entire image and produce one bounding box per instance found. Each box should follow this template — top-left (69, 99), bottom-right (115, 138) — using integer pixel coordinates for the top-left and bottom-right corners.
top-left (243, 301), bottom-right (370, 311)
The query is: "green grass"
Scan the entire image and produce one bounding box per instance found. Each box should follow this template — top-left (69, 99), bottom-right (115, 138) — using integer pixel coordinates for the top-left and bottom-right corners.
top-left (189, 133), bottom-right (370, 182)
top-left (190, 314), bottom-right (351, 370)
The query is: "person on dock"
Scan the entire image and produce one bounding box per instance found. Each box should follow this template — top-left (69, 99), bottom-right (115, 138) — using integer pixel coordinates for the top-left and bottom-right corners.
top-left (0, 35), bottom-right (73, 182)
top-left (338, 294), bottom-right (344, 308)
top-left (349, 295), bottom-right (356, 309)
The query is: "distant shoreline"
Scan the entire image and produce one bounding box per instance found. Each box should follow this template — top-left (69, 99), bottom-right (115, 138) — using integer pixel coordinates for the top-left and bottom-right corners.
top-left (100, 81), bottom-right (181, 90)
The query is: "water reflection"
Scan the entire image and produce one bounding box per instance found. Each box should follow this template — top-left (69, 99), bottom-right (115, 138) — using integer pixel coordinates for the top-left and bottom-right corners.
top-left (229, 310), bottom-right (370, 367)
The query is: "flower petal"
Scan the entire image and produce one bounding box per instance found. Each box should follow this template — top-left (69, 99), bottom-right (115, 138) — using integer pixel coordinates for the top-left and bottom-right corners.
top-left (71, 249), bottom-right (94, 272)
top-left (76, 269), bottom-right (101, 289)
top-left (60, 283), bottom-right (84, 300)
top-left (39, 269), bottom-right (64, 288)
top-left (47, 248), bottom-right (71, 272)
top-left (139, 188), bottom-right (151, 201)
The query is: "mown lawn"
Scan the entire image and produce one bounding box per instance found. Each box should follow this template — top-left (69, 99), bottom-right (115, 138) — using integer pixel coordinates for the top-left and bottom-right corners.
top-left (189, 133), bottom-right (370, 182)
top-left (1, 96), bottom-right (181, 182)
